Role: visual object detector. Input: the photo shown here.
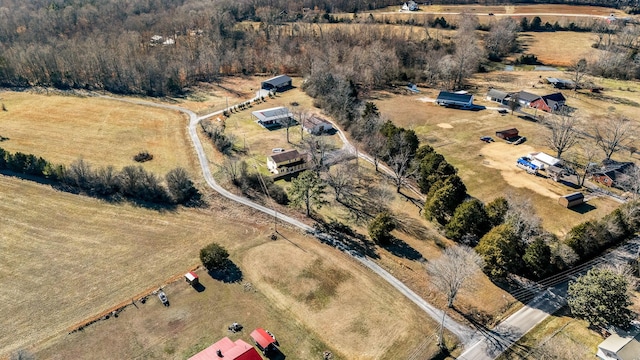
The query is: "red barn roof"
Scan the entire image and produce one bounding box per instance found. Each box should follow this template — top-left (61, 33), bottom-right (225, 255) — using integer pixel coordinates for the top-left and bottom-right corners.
top-left (250, 328), bottom-right (276, 349)
top-left (189, 337), bottom-right (262, 360)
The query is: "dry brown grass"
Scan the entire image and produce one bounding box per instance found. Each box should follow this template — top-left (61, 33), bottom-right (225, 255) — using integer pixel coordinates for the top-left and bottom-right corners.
top-left (518, 31), bottom-right (602, 67)
top-left (0, 91), bottom-right (198, 176)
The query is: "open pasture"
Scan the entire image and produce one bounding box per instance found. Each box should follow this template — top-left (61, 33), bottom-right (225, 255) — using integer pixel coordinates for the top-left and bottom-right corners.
top-left (0, 91), bottom-right (197, 176)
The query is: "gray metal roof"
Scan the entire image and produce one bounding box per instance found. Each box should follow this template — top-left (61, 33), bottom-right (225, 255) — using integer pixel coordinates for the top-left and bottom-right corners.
top-left (487, 89), bottom-right (509, 100)
top-left (436, 91), bottom-right (473, 103)
top-left (252, 106), bottom-right (292, 123)
top-left (516, 91), bottom-right (541, 103)
top-left (261, 75), bottom-right (292, 87)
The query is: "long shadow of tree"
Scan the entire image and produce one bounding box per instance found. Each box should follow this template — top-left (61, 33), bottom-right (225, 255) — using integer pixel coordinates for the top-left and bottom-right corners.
top-left (383, 237), bottom-right (425, 261)
top-left (313, 218), bottom-right (379, 259)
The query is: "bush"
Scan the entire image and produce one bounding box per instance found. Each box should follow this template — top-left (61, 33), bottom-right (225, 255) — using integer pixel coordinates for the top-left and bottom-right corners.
top-left (133, 151), bottom-right (153, 163)
top-left (166, 167), bottom-right (201, 205)
top-left (368, 211), bottom-right (396, 245)
top-left (200, 242), bottom-right (230, 271)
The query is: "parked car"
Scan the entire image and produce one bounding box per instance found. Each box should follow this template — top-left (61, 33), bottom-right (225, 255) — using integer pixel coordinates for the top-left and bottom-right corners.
top-left (158, 291), bottom-right (169, 306)
top-left (272, 148), bottom-right (285, 153)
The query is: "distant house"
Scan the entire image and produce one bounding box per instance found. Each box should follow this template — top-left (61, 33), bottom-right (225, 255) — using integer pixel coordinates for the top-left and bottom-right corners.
top-left (250, 328), bottom-right (278, 355)
top-left (435, 91), bottom-right (474, 109)
top-left (252, 107), bottom-right (293, 128)
top-left (514, 91), bottom-right (541, 107)
top-left (267, 149), bottom-right (307, 175)
top-left (189, 337), bottom-right (261, 360)
top-left (597, 328), bottom-right (640, 360)
top-left (486, 89), bottom-right (509, 105)
top-left (546, 77), bottom-right (575, 89)
top-left (261, 75), bottom-right (292, 92)
top-left (302, 116), bottom-right (333, 135)
top-left (530, 92), bottom-right (566, 113)
top-left (590, 160), bottom-right (635, 188)
top-left (495, 128), bottom-right (519, 140)
top-left (558, 192), bottom-right (584, 208)
top-left (401, 1), bottom-right (419, 11)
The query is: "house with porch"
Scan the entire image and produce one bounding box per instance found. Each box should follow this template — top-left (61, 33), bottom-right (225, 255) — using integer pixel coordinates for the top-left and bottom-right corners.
top-left (530, 92), bottom-right (567, 113)
top-left (590, 160), bottom-right (635, 188)
top-left (267, 149), bottom-right (307, 175)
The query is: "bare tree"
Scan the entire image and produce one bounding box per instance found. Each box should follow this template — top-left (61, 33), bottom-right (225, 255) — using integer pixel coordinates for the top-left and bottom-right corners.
top-left (569, 58), bottom-right (588, 93)
top-left (618, 165), bottom-right (640, 201)
top-left (427, 245), bottom-right (484, 308)
top-left (278, 110), bottom-right (297, 144)
top-left (365, 131), bottom-right (388, 172)
top-left (303, 134), bottom-right (330, 173)
top-left (508, 93), bottom-right (520, 115)
top-left (387, 133), bottom-right (416, 193)
top-left (593, 114), bottom-right (636, 160)
top-left (293, 109), bottom-right (311, 141)
top-left (218, 157), bottom-right (245, 186)
top-left (10, 349), bottom-right (35, 360)
top-left (565, 144), bottom-right (599, 187)
top-left (504, 194), bottom-right (543, 244)
top-left (484, 17), bottom-right (519, 60)
top-left (544, 109), bottom-right (580, 159)
top-left (324, 162), bottom-right (354, 203)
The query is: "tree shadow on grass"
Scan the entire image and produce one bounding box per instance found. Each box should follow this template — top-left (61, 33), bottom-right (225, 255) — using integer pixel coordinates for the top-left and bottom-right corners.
top-left (313, 218), bottom-right (379, 259)
top-left (207, 261), bottom-right (243, 283)
top-left (265, 348), bottom-right (286, 360)
top-left (384, 237), bottom-right (424, 261)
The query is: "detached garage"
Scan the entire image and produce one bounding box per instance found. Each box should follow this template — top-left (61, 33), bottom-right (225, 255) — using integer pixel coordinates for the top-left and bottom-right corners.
top-left (435, 91), bottom-right (474, 109)
top-left (261, 75), bottom-right (292, 92)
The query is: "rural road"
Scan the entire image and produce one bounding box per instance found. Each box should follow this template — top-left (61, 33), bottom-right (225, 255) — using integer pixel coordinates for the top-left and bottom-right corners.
top-left (459, 236), bottom-right (640, 359)
top-left (100, 94), bottom-right (476, 345)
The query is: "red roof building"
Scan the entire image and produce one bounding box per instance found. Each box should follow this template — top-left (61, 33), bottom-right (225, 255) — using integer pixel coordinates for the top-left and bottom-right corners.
top-left (250, 328), bottom-right (277, 353)
top-left (189, 337), bottom-right (262, 360)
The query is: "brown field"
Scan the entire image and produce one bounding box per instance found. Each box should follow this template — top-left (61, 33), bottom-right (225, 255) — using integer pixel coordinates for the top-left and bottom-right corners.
top-left (0, 174), bottom-right (443, 359)
top-left (336, 4), bottom-right (629, 26)
top-left (518, 31), bottom-right (603, 67)
top-left (0, 91), bottom-right (198, 176)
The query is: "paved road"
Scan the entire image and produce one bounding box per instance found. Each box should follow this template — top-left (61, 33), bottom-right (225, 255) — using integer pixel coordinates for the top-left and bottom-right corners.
top-left (100, 94), bottom-right (475, 344)
top-left (459, 236), bottom-right (640, 359)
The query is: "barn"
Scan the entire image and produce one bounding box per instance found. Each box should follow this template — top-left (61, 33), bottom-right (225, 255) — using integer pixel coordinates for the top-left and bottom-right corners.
top-left (261, 75), bottom-right (292, 92)
top-left (558, 192), bottom-right (585, 208)
top-left (189, 337), bottom-right (262, 360)
top-left (496, 128), bottom-right (519, 140)
top-left (530, 93), bottom-right (567, 113)
top-left (252, 107), bottom-right (293, 128)
top-left (435, 91), bottom-right (474, 109)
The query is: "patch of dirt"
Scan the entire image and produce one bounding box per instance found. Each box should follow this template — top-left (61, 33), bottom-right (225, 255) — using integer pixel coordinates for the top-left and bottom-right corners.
top-left (437, 123), bottom-right (453, 129)
top-left (479, 142), bottom-right (564, 199)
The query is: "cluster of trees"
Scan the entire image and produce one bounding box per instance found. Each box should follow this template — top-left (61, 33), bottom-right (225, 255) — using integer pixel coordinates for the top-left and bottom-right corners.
top-left (201, 119), bottom-right (235, 155)
top-left (219, 158), bottom-right (289, 205)
top-left (0, 147), bottom-right (201, 206)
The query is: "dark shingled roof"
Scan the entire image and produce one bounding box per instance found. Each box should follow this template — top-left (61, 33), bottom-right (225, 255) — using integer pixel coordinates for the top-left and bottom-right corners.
top-left (436, 91), bottom-right (473, 103)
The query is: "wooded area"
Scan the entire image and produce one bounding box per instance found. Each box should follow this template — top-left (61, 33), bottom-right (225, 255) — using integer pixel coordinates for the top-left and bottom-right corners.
top-left (1, 0), bottom-right (638, 96)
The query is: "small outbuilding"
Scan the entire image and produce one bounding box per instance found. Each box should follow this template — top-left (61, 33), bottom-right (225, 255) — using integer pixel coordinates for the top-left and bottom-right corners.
top-left (185, 271), bottom-right (199, 286)
top-left (302, 116), bottom-right (333, 135)
top-left (558, 192), bottom-right (584, 208)
top-left (252, 106), bottom-right (293, 128)
top-left (250, 328), bottom-right (278, 354)
top-left (261, 75), bottom-right (292, 92)
top-left (496, 128), bottom-right (519, 140)
top-left (435, 91), bottom-right (474, 109)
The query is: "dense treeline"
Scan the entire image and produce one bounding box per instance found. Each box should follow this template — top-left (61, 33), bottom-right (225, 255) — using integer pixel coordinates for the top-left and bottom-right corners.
top-left (0, 147), bottom-right (202, 206)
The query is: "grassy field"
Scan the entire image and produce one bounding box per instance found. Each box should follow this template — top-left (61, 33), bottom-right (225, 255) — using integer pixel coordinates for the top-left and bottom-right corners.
top-left (0, 91), bottom-right (198, 176)
top-left (0, 174), bottom-right (443, 359)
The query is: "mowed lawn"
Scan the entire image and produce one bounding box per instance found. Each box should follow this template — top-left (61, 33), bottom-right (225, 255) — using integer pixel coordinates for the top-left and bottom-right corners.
top-left (0, 91), bottom-right (198, 176)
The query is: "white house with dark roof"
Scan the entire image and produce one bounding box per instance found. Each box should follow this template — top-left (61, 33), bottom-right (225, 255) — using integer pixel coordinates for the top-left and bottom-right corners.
top-left (252, 107), bottom-right (293, 128)
top-left (266, 149), bottom-right (307, 175)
